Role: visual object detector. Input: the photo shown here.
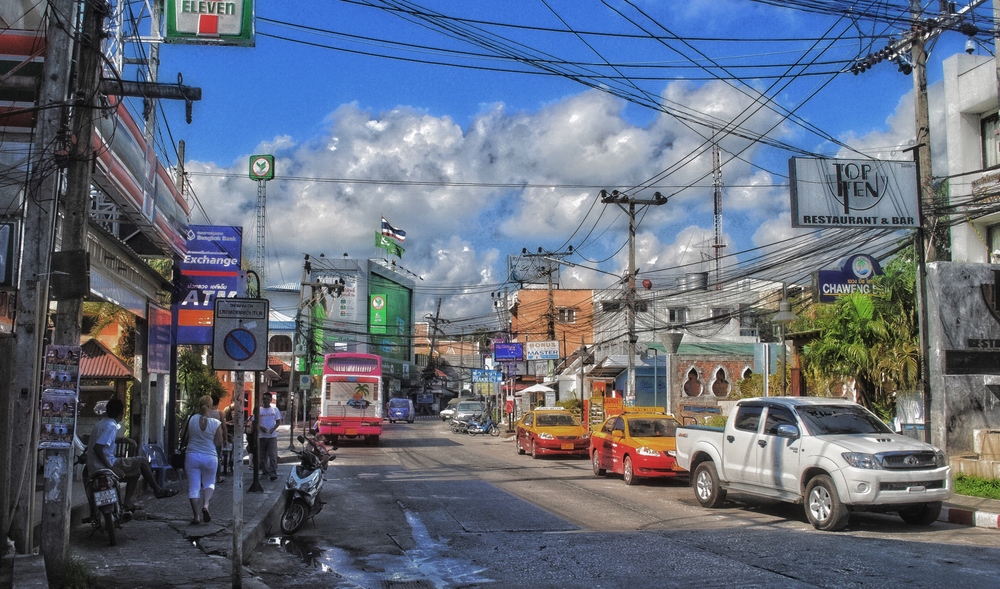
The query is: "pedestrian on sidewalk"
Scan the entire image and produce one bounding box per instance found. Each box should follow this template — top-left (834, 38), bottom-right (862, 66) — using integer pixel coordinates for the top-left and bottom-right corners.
top-left (256, 392), bottom-right (282, 481)
top-left (184, 395), bottom-right (224, 525)
top-left (86, 399), bottom-right (177, 510)
top-left (209, 393), bottom-right (226, 484)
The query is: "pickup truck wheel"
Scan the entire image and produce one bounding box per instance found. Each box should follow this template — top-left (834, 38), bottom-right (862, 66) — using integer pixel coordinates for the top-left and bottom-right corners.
top-left (592, 451), bottom-right (606, 476)
top-left (693, 462), bottom-right (726, 508)
top-left (898, 502), bottom-right (942, 526)
top-left (805, 475), bottom-right (849, 531)
top-left (623, 456), bottom-right (637, 485)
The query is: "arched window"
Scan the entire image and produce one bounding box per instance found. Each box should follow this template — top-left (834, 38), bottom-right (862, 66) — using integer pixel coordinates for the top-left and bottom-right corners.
top-left (268, 335), bottom-right (292, 353)
top-left (711, 368), bottom-right (730, 397)
top-left (683, 368), bottom-right (702, 397)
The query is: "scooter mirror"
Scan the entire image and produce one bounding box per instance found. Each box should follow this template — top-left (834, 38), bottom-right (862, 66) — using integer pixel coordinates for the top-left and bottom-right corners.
top-left (297, 435), bottom-right (306, 443)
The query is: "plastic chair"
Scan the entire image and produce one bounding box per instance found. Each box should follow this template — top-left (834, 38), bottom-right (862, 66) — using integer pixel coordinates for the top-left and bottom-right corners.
top-left (142, 443), bottom-right (181, 487)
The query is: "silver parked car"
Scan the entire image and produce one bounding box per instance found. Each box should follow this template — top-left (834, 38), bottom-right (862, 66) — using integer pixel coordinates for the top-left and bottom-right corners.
top-left (453, 401), bottom-right (485, 424)
top-left (439, 398), bottom-right (461, 421)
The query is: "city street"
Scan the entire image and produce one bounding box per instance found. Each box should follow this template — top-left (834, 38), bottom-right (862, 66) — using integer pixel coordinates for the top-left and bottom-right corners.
top-left (251, 419), bottom-right (1000, 589)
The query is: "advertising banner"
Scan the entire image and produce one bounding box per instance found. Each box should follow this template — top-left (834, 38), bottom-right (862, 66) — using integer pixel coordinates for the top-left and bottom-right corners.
top-left (39, 345), bottom-right (81, 449)
top-left (147, 303), bottom-right (172, 373)
top-left (369, 294), bottom-right (387, 335)
top-left (789, 157), bottom-right (919, 229)
top-left (175, 225), bottom-right (242, 344)
top-left (494, 342), bottom-right (523, 361)
top-left (526, 340), bottom-right (560, 360)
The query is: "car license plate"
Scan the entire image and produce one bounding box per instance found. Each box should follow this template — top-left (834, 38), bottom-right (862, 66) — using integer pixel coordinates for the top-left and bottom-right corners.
top-left (94, 489), bottom-right (117, 507)
top-left (346, 428), bottom-right (358, 436)
top-left (561, 443), bottom-right (574, 450)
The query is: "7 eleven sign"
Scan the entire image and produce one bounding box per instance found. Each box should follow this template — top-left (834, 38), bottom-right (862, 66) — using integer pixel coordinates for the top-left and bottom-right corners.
top-left (166, 0), bottom-right (255, 46)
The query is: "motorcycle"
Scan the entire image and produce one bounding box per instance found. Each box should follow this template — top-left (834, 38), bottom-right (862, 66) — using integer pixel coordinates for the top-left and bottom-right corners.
top-left (279, 434), bottom-right (334, 535)
top-left (450, 412), bottom-right (482, 434)
top-left (79, 452), bottom-right (130, 546)
top-left (467, 414), bottom-right (500, 437)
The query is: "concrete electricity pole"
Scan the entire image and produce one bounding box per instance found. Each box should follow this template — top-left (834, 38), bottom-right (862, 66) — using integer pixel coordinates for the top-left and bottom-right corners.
top-left (6, 0), bottom-right (78, 554)
top-left (600, 190), bottom-right (669, 403)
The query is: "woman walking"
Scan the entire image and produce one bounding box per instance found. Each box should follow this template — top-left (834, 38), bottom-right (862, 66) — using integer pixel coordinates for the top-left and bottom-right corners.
top-left (184, 395), bottom-right (224, 524)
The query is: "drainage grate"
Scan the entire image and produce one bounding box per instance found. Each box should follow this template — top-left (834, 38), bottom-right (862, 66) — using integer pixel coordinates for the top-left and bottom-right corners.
top-left (380, 580), bottom-right (436, 589)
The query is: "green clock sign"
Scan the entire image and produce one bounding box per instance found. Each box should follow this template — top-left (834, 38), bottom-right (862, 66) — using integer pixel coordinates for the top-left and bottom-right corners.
top-left (249, 155), bottom-right (275, 181)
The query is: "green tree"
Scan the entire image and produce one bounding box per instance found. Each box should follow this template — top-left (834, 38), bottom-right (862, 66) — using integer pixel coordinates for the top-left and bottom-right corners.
top-left (177, 347), bottom-right (225, 411)
top-left (800, 248), bottom-right (919, 419)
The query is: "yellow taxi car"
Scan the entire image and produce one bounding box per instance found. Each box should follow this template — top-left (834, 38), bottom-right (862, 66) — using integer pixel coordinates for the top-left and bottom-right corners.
top-left (590, 410), bottom-right (685, 485)
top-left (515, 407), bottom-right (590, 459)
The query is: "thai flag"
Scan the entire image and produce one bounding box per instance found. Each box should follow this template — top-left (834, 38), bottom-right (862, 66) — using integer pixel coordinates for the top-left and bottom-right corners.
top-left (381, 217), bottom-right (406, 242)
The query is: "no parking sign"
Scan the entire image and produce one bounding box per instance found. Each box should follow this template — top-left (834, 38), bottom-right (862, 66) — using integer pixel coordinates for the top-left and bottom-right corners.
top-left (212, 298), bottom-right (269, 371)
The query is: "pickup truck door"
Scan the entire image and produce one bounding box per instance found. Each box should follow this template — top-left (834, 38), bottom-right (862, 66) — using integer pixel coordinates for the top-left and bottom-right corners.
top-left (722, 404), bottom-right (764, 484)
top-left (756, 405), bottom-right (801, 492)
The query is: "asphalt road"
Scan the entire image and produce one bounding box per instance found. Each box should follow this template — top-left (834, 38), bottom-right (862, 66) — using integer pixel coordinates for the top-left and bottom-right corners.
top-left (250, 419), bottom-right (1000, 589)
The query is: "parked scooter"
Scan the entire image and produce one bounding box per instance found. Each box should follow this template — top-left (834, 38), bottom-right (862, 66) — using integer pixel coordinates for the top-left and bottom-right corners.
top-left (79, 452), bottom-right (130, 546)
top-left (450, 412), bottom-right (482, 434)
top-left (467, 414), bottom-right (500, 436)
top-left (279, 434), bottom-right (334, 535)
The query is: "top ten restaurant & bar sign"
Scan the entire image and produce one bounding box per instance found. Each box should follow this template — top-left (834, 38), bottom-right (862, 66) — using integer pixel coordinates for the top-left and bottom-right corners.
top-left (166, 0), bottom-right (255, 46)
top-left (789, 157), bottom-right (919, 229)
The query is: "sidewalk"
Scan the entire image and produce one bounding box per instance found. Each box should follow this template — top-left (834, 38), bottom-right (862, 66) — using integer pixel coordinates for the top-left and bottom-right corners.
top-left (939, 492), bottom-right (1000, 528)
top-left (7, 427), bottom-right (301, 588)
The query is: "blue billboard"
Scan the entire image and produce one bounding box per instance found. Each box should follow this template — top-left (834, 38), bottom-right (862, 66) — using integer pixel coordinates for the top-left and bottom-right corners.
top-left (174, 225), bottom-right (243, 344)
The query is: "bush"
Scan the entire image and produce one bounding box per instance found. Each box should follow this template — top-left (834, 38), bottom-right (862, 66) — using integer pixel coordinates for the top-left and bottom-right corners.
top-left (955, 474), bottom-right (1000, 500)
top-left (61, 556), bottom-right (98, 589)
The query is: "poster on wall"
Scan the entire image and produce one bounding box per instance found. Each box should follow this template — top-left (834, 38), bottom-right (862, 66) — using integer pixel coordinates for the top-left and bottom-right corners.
top-left (38, 345), bottom-right (81, 449)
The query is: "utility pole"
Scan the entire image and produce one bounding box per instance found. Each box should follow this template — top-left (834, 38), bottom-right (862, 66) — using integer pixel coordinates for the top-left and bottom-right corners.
top-left (287, 255), bottom-right (312, 449)
top-left (519, 246), bottom-right (572, 378)
top-left (423, 299), bottom-right (444, 399)
top-left (40, 0), bottom-right (107, 579)
top-left (600, 190), bottom-right (669, 403)
top-left (6, 0), bottom-right (78, 554)
top-left (911, 0), bottom-right (936, 263)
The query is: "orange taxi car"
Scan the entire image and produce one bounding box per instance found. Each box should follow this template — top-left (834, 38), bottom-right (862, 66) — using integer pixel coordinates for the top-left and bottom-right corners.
top-left (515, 407), bottom-right (590, 459)
top-left (590, 410), bottom-right (685, 485)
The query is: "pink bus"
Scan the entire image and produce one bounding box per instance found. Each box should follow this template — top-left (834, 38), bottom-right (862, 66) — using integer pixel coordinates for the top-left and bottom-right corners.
top-left (317, 353), bottom-right (383, 445)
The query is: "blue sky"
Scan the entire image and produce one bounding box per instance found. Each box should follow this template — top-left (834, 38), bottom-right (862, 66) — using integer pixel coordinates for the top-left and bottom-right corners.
top-left (149, 1), bottom-right (988, 323)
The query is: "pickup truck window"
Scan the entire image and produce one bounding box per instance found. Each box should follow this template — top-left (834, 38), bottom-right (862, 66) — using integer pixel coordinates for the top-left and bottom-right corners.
top-left (797, 404), bottom-right (893, 435)
top-left (733, 405), bottom-right (763, 432)
top-left (763, 406), bottom-right (796, 435)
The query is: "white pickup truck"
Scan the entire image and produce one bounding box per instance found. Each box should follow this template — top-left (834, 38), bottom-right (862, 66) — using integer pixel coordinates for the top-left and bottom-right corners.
top-left (675, 396), bottom-right (951, 531)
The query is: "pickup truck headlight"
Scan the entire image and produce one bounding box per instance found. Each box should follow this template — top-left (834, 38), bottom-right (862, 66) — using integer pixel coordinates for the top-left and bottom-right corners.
top-left (637, 446), bottom-right (659, 457)
top-left (538, 432), bottom-right (555, 440)
top-left (842, 452), bottom-right (883, 469)
top-left (935, 450), bottom-right (947, 467)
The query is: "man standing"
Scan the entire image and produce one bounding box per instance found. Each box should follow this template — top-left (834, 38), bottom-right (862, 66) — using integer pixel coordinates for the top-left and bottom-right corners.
top-left (257, 392), bottom-right (282, 481)
top-left (87, 399), bottom-right (177, 509)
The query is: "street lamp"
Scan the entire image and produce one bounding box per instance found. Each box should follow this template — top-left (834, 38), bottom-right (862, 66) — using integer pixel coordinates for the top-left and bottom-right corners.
top-left (773, 297), bottom-right (798, 396)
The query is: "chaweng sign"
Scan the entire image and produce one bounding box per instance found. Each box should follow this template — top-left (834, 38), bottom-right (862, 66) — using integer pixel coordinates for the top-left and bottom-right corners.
top-left (166, 0), bottom-right (255, 46)
top-left (789, 157), bottom-right (919, 229)
top-left (816, 254), bottom-right (884, 303)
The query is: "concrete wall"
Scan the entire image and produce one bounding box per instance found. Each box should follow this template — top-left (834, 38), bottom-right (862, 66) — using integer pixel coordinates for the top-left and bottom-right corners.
top-left (927, 262), bottom-right (1000, 455)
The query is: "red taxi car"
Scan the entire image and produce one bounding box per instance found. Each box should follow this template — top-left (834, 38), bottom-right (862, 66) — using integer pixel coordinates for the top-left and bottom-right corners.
top-left (590, 410), bottom-right (685, 485)
top-left (515, 407), bottom-right (590, 459)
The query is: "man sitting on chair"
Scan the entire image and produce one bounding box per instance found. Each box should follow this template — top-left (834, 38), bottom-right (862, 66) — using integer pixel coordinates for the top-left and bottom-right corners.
top-left (86, 399), bottom-right (177, 510)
